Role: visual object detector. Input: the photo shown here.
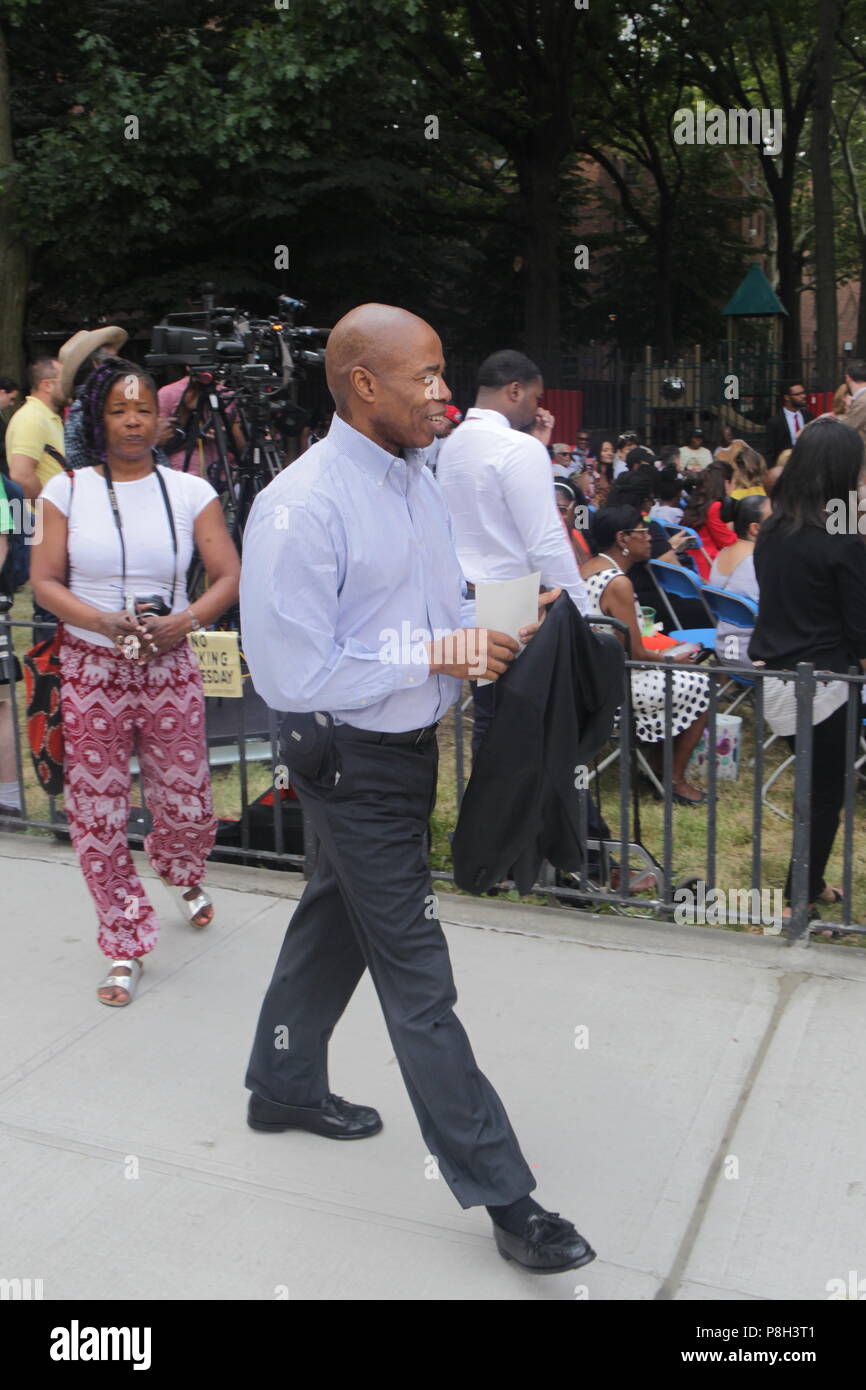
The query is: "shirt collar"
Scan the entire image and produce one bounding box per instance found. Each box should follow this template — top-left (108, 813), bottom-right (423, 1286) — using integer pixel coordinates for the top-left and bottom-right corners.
top-left (464, 406), bottom-right (511, 431)
top-left (26, 394), bottom-right (61, 423)
top-left (329, 411), bottom-right (408, 485)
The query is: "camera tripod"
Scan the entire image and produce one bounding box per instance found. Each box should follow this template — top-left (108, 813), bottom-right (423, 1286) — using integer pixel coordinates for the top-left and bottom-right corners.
top-left (183, 375), bottom-right (289, 606)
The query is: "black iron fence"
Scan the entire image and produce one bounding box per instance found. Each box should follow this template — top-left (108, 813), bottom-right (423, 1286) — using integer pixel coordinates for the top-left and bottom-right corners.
top-left (2, 613), bottom-right (864, 945)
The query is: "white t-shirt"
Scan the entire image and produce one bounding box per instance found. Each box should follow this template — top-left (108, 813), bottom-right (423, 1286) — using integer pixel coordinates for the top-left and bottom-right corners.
top-left (679, 445), bottom-right (713, 472)
top-left (40, 465), bottom-right (217, 647)
top-left (649, 503), bottom-right (684, 525)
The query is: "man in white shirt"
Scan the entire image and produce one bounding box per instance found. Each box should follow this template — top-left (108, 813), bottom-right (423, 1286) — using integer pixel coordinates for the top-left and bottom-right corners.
top-left (678, 429), bottom-right (713, 474)
top-left (436, 349), bottom-right (589, 754)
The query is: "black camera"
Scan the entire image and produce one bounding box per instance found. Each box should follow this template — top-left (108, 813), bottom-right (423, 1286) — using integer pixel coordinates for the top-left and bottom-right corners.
top-left (146, 296), bottom-right (328, 390)
top-left (146, 311), bottom-right (247, 370)
top-left (133, 596), bottom-right (171, 618)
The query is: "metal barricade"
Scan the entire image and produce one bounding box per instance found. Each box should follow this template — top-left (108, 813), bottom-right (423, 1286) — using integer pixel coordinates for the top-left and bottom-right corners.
top-left (2, 610), bottom-right (864, 942)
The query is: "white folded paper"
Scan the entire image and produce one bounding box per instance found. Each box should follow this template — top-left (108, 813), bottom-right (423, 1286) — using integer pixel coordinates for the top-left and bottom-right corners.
top-left (474, 572), bottom-right (541, 687)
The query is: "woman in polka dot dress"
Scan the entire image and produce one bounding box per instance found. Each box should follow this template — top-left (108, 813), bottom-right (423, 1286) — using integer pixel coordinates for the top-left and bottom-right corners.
top-left (581, 505), bottom-right (710, 805)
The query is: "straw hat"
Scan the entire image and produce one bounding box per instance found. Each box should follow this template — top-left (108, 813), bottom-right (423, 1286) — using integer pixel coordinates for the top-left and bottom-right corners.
top-left (58, 326), bottom-right (129, 399)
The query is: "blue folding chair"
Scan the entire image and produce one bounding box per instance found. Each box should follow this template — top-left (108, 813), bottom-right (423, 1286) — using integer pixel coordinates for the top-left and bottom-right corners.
top-left (701, 586), bottom-right (759, 714)
top-left (701, 586), bottom-right (758, 626)
top-left (648, 559), bottom-right (716, 648)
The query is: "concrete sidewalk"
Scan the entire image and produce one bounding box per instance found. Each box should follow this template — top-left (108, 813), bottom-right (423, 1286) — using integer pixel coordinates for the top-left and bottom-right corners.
top-left (1, 832), bottom-right (864, 1302)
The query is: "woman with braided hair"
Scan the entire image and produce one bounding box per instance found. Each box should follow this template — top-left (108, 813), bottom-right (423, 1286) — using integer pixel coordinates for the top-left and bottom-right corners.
top-left (31, 357), bottom-right (240, 1005)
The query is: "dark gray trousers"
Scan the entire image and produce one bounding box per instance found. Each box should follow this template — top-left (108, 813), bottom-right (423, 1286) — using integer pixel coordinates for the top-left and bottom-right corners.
top-left (245, 729), bottom-right (536, 1210)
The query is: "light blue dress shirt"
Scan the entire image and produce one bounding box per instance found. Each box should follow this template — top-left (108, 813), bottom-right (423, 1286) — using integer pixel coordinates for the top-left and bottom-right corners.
top-left (240, 413), bottom-right (474, 731)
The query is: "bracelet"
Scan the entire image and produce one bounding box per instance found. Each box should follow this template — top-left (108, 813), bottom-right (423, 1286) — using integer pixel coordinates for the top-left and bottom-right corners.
top-left (186, 608), bottom-right (202, 632)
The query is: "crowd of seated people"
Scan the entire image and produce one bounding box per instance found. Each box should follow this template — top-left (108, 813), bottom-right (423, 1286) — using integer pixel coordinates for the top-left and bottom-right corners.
top-left (417, 398), bottom-right (866, 915)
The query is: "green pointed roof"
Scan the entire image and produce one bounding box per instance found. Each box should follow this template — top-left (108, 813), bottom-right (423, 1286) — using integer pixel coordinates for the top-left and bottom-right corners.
top-left (722, 264), bottom-right (788, 317)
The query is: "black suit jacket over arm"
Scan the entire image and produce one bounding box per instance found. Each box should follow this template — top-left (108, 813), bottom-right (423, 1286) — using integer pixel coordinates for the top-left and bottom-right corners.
top-left (451, 593), bottom-right (625, 895)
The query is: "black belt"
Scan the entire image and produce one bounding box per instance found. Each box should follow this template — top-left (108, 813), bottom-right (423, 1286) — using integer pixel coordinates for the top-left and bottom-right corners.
top-left (334, 722), bottom-right (439, 746)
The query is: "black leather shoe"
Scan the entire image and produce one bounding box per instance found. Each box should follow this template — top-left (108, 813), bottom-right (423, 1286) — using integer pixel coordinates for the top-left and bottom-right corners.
top-left (492, 1211), bottom-right (597, 1274)
top-left (247, 1091), bottom-right (382, 1140)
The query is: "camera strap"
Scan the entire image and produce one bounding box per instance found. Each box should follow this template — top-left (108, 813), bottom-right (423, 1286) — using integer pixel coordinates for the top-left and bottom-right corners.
top-left (102, 462), bottom-right (179, 610)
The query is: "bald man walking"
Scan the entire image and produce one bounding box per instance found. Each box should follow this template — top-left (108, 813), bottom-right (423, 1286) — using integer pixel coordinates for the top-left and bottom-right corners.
top-left (240, 304), bottom-right (596, 1274)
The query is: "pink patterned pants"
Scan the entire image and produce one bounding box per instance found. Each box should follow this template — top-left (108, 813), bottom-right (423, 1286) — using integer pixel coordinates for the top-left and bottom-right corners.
top-left (59, 631), bottom-right (217, 960)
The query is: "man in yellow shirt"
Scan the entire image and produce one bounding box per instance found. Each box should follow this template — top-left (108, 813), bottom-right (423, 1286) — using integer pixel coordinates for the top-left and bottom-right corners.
top-left (7, 357), bottom-right (66, 639)
top-left (6, 358), bottom-right (66, 499)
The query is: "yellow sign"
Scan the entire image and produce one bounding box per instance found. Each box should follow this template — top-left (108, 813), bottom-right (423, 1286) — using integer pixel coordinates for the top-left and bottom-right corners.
top-left (189, 630), bottom-right (243, 698)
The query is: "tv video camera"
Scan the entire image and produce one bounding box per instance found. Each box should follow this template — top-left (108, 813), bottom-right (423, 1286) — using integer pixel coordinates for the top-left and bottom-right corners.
top-left (145, 295), bottom-right (328, 393)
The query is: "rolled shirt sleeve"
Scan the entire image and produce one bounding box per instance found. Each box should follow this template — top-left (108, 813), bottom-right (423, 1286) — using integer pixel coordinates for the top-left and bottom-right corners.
top-left (499, 436), bottom-right (589, 612)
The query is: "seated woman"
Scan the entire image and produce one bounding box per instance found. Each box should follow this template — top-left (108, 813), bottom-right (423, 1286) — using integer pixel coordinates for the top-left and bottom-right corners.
top-left (765, 446), bottom-right (790, 499)
top-left (708, 494), bottom-right (770, 664)
top-left (721, 441), bottom-right (768, 499)
top-left (681, 461), bottom-right (736, 580)
top-left (592, 440), bottom-right (615, 506)
top-left (648, 469), bottom-right (684, 525)
top-left (581, 506), bottom-right (710, 806)
top-left (604, 470), bottom-right (699, 629)
top-left (554, 481), bottom-right (592, 564)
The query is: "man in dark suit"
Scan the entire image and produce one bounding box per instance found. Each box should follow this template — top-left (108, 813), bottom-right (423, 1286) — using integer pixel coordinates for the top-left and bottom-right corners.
top-left (765, 383), bottom-right (813, 464)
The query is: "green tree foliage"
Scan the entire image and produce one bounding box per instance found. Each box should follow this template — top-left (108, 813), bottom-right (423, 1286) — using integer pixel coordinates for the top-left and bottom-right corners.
top-left (2, 0), bottom-right (865, 384)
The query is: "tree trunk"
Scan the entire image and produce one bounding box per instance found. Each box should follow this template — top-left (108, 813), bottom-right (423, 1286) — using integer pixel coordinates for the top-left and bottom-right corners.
top-left (656, 212), bottom-right (675, 361)
top-left (810, 0), bottom-right (839, 388)
top-left (519, 158), bottom-right (562, 383)
top-left (0, 23), bottom-right (28, 379)
top-left (856, 239), bottom-right (866, 358)
top-left (774, 191), bottom-right (801, 378)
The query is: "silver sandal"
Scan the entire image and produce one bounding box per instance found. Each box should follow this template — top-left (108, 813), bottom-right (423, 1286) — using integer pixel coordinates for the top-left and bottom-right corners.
top-left (97, 957), bottom-right (143, 1007)
top-left (161, 877), bottom-right (214, 928)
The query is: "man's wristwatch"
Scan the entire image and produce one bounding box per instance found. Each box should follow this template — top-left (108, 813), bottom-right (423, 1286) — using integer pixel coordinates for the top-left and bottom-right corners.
top-left (187, 608), bottom-right (202, 632)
